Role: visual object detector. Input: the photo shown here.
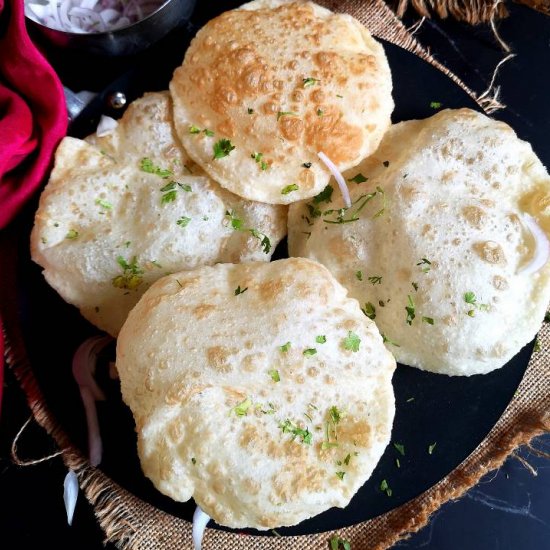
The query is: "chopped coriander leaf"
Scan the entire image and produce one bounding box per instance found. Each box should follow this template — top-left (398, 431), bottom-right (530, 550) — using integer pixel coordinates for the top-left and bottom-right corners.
top-left (160, 181), bottom-right (176, 192)
top-left (335, 471), bottom-right (345, 480)
top-left (203, 129), bottom-right (215, 137)
top-left (422, 316), bottom-right (435, 325)
top-left (247, 107), bottom-right (254, 114)
top-left (533, 338), bottom-right (540, 352)
top-left (317, 109), bottom-right (324, 117)
top-left (312, 184), bottom-right (333, 204)
top-left (316, 335), bottom-right (327, 344)
top-left (180, 183), bottom-right (192, 192)
top-left (302, 162), bottom-right (312, 168)
top-left (356, 270), bottom-right (363, 281)
top-left (112, 255), bottom-right (144, 290)
top-left (191, 457), bottom-right (196, 465)
top-left (393, 442), bottom-right (405, 456)
top-left (406, 397), bottom-right (415, 402)
top-left (343, 331), bottom-right (361, 352)
top-left (464, 291), bottom-right (477, 304)
top-left (396, 458), bottom-right (401, 468)
top-left (189, 125), bottom-right (201, 134)
top-left (281, 184), bottom-right (299, 195)
top-left (65, 229), bottom-right (79, 239)
top-left (382, 160), bottom-right (390, 167)
top-left (417, 258), bottom-right (432, 272)
top-left (95, 198), bottom-right (113, 210)
top-left (412, 282), bottom-right (419, 291)
top-left (280, 342), bottom-right (291, 353)
top-left (361, 302), bottom-right (376, 320)
top-left (428, 442), bottom-right (437, 454)
top-left (139, 158), bottom-right (173, 178)
top-left (213, 139), bottom-right (235, 160)
top-left (277, 111), bottom-right (298, 120)
top-left (225, 211), bottom-right (271, 254)
top-left (271, 529), bottom-right (282, 537)
top-left (302, 77), bottom-right (319, 87)
top-left (382, 333), bottom-right (400, 347)
top-left (124, 241), bottom-right (131, 247)
top-left (279, 419), bottom-right (312, 444)
top-left (150, 260), bottom-right (162, 268)
top-left (233, 397), bottom-right (252, 416)
top-left (544, 311), bottom-right (550, 322)
top-left (368, 275), bottom-right (382, 285)
top-left (373, 186), bottom-right (386, 218)
top-left (430, 101), bottom-right (442, 109)
top-left (161, 190), bottom-right (177, 204)
top-left (330, 537), bottom-right (351, 550)
top-left (303, 348), bottom-right (317, 356)
top-left (251, 151), bottom-right (268, 170)
top-left (234, 285), bottom-right (248, 296)
top-left (268, 369), bottom-right (280, 382)
top-left (176, 216), bottom-right (191, 228)
top-left (380, 479), bottom-right (392, 496)
top-left (329, 406), bottom-right (342, 425)
top-left (348, 173), bottom-right (368, 184)
top-left (405, 294), bottom-right (416, 325)
top-left (343, 453), bottom-right (351, 466)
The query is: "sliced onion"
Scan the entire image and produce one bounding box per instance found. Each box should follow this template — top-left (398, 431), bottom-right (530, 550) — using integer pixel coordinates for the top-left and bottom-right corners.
top-left (317, 151), bottom-right (352, 208)
top-left (96, 115), bottom-right (118, 137)
top-left (518, 214), bottom-right (550, 275)
top-left (72, 335), bottom-right (112, 465)
top-left (25, 0), bottom-right (164, 33)
top-left (63, 470), bottom-right (79, 526)
top-left (192, 506), bottom-right (211, 550)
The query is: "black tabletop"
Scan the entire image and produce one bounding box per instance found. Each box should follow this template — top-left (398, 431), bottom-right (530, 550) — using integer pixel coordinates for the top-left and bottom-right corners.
top-left (1, 4), bottom-right (549, 550)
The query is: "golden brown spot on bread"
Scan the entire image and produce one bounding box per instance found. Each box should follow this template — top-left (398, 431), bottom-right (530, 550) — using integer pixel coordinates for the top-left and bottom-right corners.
top-left (206, 346), bottom-right (234, 372)
top-left (193, 304), bottom-right (216, 320)
top-left (279, 116), bottom-right (304, 141)
top-left (462, 206), bottom-right (486, 229)
top-left (473, 241), bottom-right (506, 265)
top-left (272, 465), bottom-right (326, 502)
top-left (339, 418), bottom-right (371, 447)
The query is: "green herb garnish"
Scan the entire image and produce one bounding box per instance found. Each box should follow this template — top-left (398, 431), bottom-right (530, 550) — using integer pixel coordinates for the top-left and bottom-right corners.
top-left (412, 282), bottom-right (419, 291)
top-left (335, 471), bottom-right (345, 480)
top-left (361, 302), bottom-right (376, 320)
top-left (316, 335), bottom-right (327, 344)
top-left (279, 419), bottom-right (312, 444)
top-left (280, 342), bottom-right (291, 353)
top-left (368, 276), bottom-right (382, 285)
top-left (430, 101), bottom-right (442, 109)
top-left (356, 270), bottom-right (363, 281)
top-left (422, 316), bottom-right (435, 325)
top-left (247, 107), bottom-right (254, 114)
top-left (347, 173), bottom-right (368, 184)
top-left (405, 294), bottom-right (416, 325)
top-left (302, 162), bottom-right (312, 168)
top-left (312, 184), bottom-right (333, 204)
top-left (234, 285), bottom-right (248, 296)
top-left (140, 158), bottom-right (172, 178)
top-left (317, 109), bottom-right (324, 117)
top-left (330, 536), bottom-right (351, 550)
top-left (176, 216), bottom-right (191, 228)
top-left (213, 139), bottom-right (235, 160)
top-left (281, 184), bottom-right (299, 195)
top-left (233, 397), bottom-right (252, 416)
top-left (428, 442), bottom-right (437, 454)
top-left (303, 348), bottom-right (317, 357)
top-left (112, 255), bottom-right (144, 290)
top-left (251, 152), bottom-right (268, 170)
top-left (382, 333), bottom-right (400, 347)
top-left (268, 369), bottom-right (280, 382)
top-left (393, 442), bottom-right (405, 456)
top-left (302, 77), bottom-right (319, 87)
top-left (343, 331), bottom-right (360, 352)
top-left (95, 198), bottom-right (113, 210)
top-left (65, 229), bottom-right (79, 239)
top-left (417, 258), bottom-right (432, 272)
top-left (224, 210), bottom-right (271, 254)
top-left (380, 479), bottom-right (392, 496)
top-left (277, 111), bottom-right (297, 120)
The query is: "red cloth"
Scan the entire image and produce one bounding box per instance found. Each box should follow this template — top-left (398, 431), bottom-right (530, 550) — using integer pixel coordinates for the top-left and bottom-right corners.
top-left (0, 0), bottom-right (68, 412)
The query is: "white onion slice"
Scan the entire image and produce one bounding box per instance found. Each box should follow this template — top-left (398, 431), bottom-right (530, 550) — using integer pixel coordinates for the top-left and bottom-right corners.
top-left (317, 151), bottom-right (352, 208)
top-left (63, 470), bottom-right (79, 526)
top-left (192, 506), bottom-right (211, 550)
top-left (72, 335), bottom-right (112, 465)
top-left (96, 115), bottom-right (118, 137)
top-left (518, 214), bottom-right (550, 275)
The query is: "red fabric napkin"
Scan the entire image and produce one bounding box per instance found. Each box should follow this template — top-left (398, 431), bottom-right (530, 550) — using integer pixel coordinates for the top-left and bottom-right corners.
top-left (0, 0), bottom-right (68, 413)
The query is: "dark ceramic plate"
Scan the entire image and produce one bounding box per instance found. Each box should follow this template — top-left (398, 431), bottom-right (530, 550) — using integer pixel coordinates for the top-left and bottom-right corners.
top-left (17, 14), bottom-right (533, 539)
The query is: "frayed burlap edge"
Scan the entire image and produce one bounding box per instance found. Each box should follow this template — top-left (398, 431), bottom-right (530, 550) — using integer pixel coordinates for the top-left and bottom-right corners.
top-left (319, 0), bottom-right (506, 113)
top-left (3, 1), bottom-right (548, 548)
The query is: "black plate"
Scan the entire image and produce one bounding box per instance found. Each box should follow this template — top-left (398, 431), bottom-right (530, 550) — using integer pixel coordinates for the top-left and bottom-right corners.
top-left (16, 26), bottom-right (532, 538)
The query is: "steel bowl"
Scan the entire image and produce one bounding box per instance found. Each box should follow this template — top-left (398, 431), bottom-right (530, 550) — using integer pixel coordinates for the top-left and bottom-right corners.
top-left (25, 0), bottom-right (196, 56)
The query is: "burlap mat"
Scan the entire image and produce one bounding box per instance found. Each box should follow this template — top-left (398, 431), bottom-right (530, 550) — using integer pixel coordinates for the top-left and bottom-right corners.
top-left (3, 1), bottom-right (549, 549)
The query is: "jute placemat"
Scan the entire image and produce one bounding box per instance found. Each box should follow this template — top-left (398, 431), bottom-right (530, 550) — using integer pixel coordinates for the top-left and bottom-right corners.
top-left (3, 1), bottom-right (549, 549)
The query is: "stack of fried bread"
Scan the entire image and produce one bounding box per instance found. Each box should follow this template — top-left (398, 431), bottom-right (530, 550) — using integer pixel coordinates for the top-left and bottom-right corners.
top-left (31, 0), bottom-right (550, 533)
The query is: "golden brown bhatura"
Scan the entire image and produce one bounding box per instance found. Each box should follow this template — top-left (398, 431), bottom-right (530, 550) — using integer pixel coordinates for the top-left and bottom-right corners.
top-left (116, 258), bottom-right (396, 529)
top-left (31, 92), bottom-right (286, 336)
top-left (170, 0), bottom-right (393, 205)
top-left (289, 108), bottom-right (550, 376)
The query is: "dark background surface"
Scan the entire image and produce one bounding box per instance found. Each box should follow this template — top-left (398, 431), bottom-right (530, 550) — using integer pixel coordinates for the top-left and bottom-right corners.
top-left (1, 3), bottom-right (549, 549)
